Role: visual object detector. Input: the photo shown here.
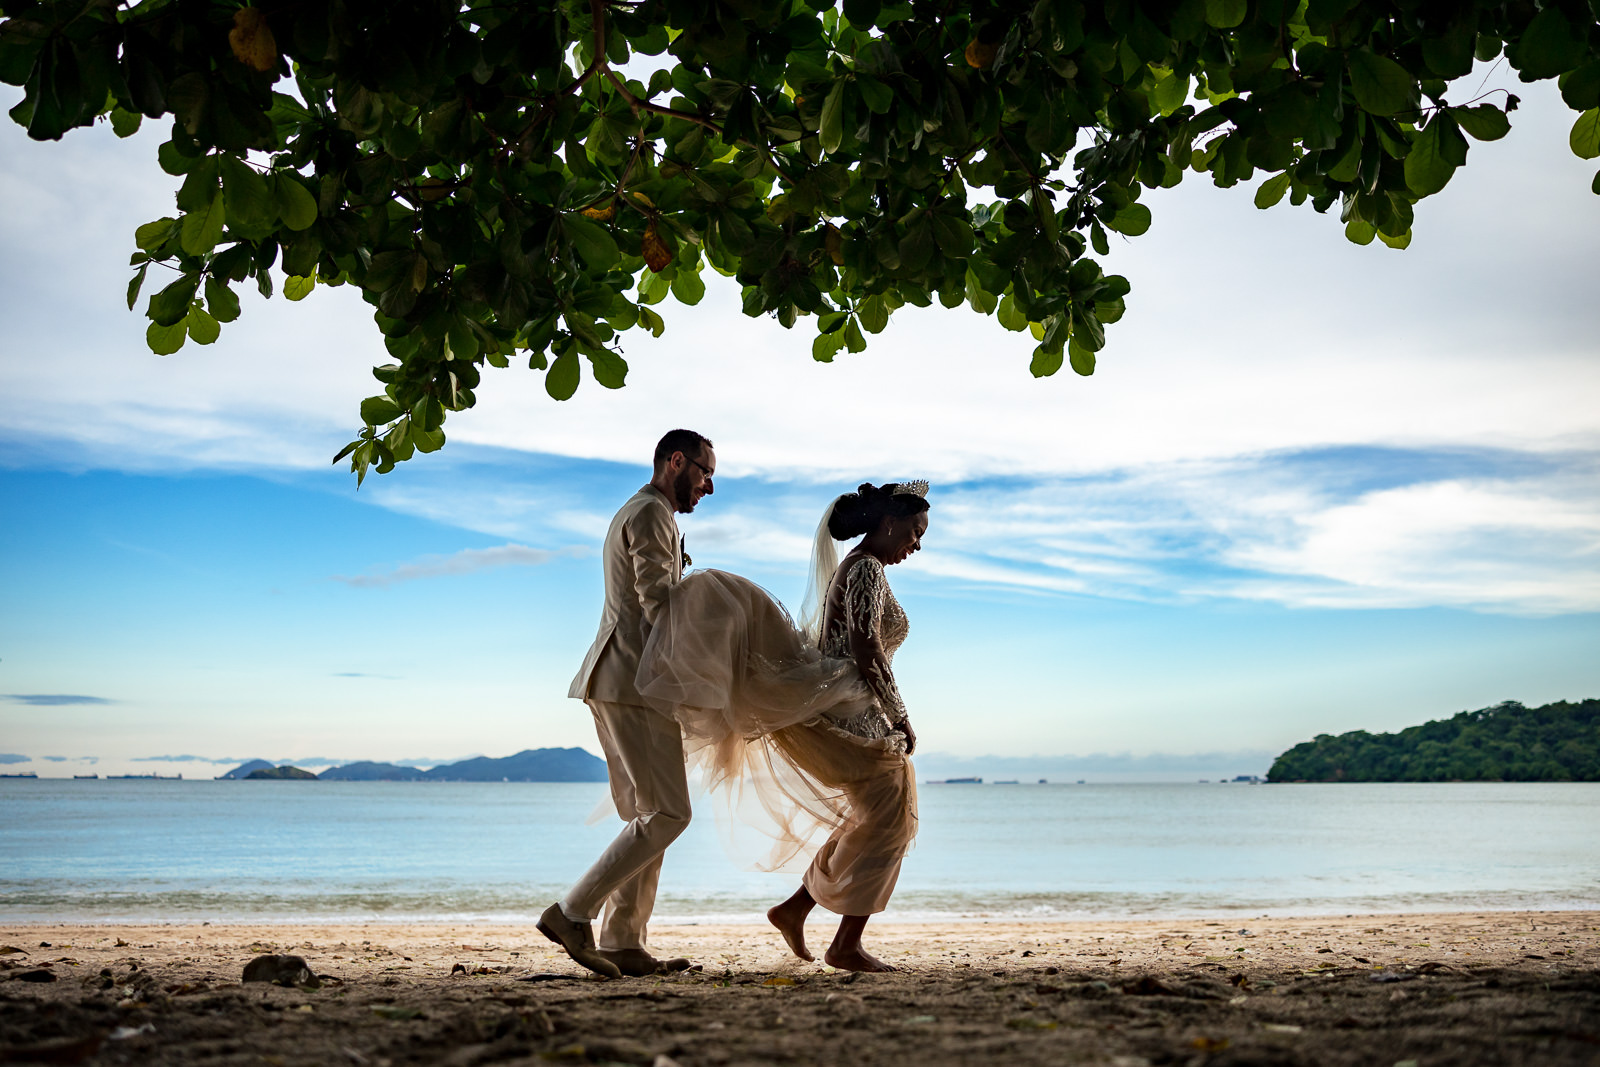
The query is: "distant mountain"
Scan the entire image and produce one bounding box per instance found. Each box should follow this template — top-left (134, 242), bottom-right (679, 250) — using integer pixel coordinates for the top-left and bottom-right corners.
top-left (245, 765), bottom-right (318, 780)
top-left (217, 759), bottom-right (274, 780)
top-left (423, 747), bottom-right (607, 782)
top-left (319, 761), bottom-right (428, 781)
top-left (1267, 699), bottom-right (1600, 782)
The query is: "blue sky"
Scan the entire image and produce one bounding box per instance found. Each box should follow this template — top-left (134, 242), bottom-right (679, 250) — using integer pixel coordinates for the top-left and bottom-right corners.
top-left (2, 70), bottom-right (1597, 779)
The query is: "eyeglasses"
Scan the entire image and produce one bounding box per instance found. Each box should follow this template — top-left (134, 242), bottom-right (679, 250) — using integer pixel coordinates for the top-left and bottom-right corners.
top-left (687, 456), bottom-right (714, 480)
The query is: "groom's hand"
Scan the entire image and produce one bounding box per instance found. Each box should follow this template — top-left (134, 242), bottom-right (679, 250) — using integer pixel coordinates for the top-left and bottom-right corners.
top-left (900, 720), bottom-right (917, 755)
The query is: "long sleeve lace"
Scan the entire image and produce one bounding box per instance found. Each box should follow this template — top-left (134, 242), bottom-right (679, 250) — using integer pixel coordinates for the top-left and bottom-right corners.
top-left (843, 557), bottom-right (908, 724)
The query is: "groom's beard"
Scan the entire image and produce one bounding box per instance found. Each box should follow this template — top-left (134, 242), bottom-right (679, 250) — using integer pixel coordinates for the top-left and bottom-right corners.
top-left (673, 467), bottom-right (697, 512)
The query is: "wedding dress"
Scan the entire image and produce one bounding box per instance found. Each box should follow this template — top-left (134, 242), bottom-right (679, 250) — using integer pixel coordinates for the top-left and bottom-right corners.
top-left (635, 540), bottom-right (918, 916)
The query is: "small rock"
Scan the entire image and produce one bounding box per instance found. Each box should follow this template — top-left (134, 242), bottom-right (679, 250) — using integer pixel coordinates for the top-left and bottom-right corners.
top-left (243, 954), bottom-right (318, 988)
top-left (14, 968), bottom-right (58, 983)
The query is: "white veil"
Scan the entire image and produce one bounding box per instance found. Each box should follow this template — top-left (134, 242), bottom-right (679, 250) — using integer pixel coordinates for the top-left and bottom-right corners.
top-left (798, 494), bottom-right (847, 646)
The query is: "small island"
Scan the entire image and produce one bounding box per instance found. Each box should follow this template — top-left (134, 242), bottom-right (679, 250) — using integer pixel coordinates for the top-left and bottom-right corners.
top-left (1267, 698), bottom-right (1599, 782)
top-left (244, 765), bottom-right (317, 780)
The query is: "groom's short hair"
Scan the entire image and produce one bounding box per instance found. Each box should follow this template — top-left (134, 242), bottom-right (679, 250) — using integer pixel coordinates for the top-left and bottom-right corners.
top-left (654, 429), bottom-right (713, 471)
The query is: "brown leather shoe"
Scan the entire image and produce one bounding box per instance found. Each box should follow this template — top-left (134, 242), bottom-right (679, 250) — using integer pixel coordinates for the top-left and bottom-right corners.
top-left (536, 904), bottom-right (621, 979)
top-left (598, 948), bottom-right (693, 977)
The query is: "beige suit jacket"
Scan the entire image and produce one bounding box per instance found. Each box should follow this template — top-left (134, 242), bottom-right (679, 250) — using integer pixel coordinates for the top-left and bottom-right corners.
top-left (568, 485), bottom-right (683, 705)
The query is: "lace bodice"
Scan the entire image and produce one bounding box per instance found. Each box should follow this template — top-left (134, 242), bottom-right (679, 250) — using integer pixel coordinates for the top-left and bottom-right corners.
top-left (819, 555), bottom-right (909, 742)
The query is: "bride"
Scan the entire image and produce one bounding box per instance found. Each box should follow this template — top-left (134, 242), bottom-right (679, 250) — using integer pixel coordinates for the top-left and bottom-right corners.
top-left (635, 481), bottom-right (930, 972)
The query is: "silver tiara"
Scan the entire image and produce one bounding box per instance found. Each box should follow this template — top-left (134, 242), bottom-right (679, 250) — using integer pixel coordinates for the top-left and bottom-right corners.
top-left (891, 480), bottom-right (930, 499)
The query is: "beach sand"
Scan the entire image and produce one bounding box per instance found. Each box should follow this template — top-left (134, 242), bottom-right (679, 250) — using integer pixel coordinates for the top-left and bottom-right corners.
top-left (2, 912), bottom-right (1596, 1065)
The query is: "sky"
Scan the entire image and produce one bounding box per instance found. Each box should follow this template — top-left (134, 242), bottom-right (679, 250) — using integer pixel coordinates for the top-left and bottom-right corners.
top-left (2, 67), bottom-right (1597, 781)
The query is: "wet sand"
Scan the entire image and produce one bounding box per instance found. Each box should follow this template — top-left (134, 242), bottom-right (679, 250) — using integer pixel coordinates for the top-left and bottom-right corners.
top-left (2, 912), bottom-right (1596, 1065)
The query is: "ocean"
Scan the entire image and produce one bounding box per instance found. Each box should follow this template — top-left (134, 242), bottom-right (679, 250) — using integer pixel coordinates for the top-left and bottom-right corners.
top-left (1, 779), bottom-right (1596, 923)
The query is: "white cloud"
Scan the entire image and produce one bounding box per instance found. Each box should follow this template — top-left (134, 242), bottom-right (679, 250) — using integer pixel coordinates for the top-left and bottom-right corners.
top-left (332, 543), bottom-right (576, 588)
top-left (1220, 474), bottom-right (1600, 614)
top-left (659, 450), bottom-right (1600, 615)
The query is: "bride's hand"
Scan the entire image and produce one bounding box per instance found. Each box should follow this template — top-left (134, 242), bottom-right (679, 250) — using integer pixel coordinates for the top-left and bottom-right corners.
top-left (900, 720), bottom-right (917, 755)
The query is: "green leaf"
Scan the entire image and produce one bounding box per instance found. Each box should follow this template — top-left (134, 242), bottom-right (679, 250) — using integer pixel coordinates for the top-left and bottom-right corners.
top-left (857, 295), bottom-right (890, 333)
top-left (109, 107), bottom-right (142, 138)
top-left (812, 328), bottom-right (844, 363)
top-left (1344, 218), bottom-right (1376, 245)
top-left (1376, 228), bottom-right (1412, 249)
top-left (843, 317), bottom-right (866, 353)
top-left (1347, 50), bottom-right (1418, 117)
top-left (965, 270), bottom-right (998, 315)
top-left (638, 305), bottom-right (665, 337)
top-left (1068, 342), bottom-right (1095, 376)
top-left (1152, 70), bottom-right (1189, 116)
top-left (1449, 104), bottom-right (1510, 142)
top-left (147, 274), bottom-right (199, 326)
top-left (175, 156), bottom-right (221, 214)
top-left (1106, 203), bottom-right (1151, 236)
top-left (637, 268), bottom-right (671, 305)
top-left (126, 264), bottom-right (148, 310)
top-left (563, 214), bottom-right (620, 270)
top-left (361, 396), bottom-right (402, 425)
top-left (856, 73), bottom-right (893, 114)
top-left (414, 396), bottom-right (444, 433)
top-left (412, 424), bottom-right (445, 454)
top-left (272, 173), bottom-right (319, 231)
top-left (134, 218), bottom-right (175, 252)
top-left (930, 214), bottom-right (974, 257)
top-left (1029, 347), bottom-right (1064, 377)
top-left (1254, 172), bottom-right (1291, 209)
top-left (180, 191), bottom-right (226, 256)
top-left (1204, 0), bottom-right (1246, 29)
top-left (1560, 62), bottom-right (1600, 112)
top-left (997, 293), bottom-right (1028, 332)
top-left (587, 348), bottom-right (629, 388)
top-left (204, 277), bottom-right (241, 322)
top-left (1405, 114), bottom-right (1468, 196)
top-left (186, 304), bottom-right (221, 345)
top-left (284, 275), bottom-right (316, 301)
top-left (220, 154), bottom-right (276, 236)
top-left (158, 140), bottom-right (201, 176)
top-left (1511, 7), bottom-right (1587, 80)
top-left (670, 266), bottom-right (706, 305)
top-left (546, 351), bottom-right (580, 400)
top-left (146, 318), bottom-right (187, 355)
top-left (819, 79), bottom-right (846, 154)
top-left (1571, 108), bottom-right (1600, 161)
top-left (898, 220), bottom-right (935, 273)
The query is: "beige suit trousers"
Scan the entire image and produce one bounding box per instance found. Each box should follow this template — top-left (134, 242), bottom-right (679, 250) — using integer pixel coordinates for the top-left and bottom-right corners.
top-left (561, 699), bottom-right (692, 951)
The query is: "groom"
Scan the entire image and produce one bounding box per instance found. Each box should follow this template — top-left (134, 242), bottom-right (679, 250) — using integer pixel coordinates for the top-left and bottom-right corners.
top-left (538, 429), bottom-right (716, 978)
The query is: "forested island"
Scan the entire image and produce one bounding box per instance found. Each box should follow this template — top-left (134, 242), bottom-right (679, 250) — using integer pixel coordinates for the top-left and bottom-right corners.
top-left (1267, 699), bottom-right (1599, 782)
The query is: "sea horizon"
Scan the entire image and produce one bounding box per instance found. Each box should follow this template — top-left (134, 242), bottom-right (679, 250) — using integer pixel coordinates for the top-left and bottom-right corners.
top-left (4, 779), bottom-right (1595, 925)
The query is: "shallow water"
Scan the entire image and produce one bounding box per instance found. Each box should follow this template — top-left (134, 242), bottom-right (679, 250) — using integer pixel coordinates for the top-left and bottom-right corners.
top-left (1, 779), bottom-right (1595, 922)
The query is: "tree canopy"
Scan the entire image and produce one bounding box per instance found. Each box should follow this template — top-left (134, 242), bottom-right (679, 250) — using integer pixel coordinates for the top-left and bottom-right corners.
top-left (1266, 699), bottom-right (1600, 782)
top-left (3, 0), bottom-right (1598, 479)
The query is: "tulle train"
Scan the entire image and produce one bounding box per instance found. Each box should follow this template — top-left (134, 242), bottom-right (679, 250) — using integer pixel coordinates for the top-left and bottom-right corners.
top-left (636, 570), bottom-right (917, 914)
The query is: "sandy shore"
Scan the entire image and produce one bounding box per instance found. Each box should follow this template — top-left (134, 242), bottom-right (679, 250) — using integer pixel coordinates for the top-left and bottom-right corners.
top-left (2, 912), bottom-right (1596, 1065)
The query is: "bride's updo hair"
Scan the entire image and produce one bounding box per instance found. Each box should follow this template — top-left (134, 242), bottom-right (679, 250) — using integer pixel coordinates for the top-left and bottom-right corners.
top-left (828, 482), bottom-right (931, 541)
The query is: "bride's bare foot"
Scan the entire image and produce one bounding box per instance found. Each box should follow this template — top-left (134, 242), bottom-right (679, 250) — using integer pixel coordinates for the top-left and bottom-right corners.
top-left (823, 945), bottom-right (895, 972)
top-left (767, 901), bottom-right (814, 962)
